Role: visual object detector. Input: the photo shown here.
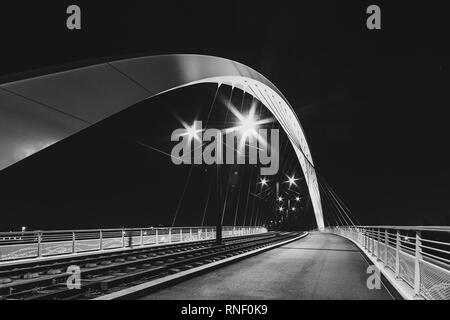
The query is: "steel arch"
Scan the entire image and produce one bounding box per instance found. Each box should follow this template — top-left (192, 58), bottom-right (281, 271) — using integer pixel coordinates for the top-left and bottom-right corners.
top-left (0, 54), bottom-right (324, 229)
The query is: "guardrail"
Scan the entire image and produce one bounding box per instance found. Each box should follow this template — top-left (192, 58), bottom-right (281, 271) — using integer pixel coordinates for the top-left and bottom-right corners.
top-left (0, 226), bottom-right (267, 263)
top-left (324, 226), bottom-right (450, 300)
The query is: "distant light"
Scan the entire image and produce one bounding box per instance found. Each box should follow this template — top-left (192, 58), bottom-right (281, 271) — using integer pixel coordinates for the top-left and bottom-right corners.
top-left (277, 196), bottom-right (283, 201)
top-left (259, 177), bottom-right (268, 187)
top-left (295, 196), bottom-right (300, 202)
top-left (21, 226), bottom-right (26, 232)
top-left (292, 207), bottom-right (296, 211)
top-left (286, 174), bottom-right (299, 187)
top-left (278, 206), bottom-right (284, 212)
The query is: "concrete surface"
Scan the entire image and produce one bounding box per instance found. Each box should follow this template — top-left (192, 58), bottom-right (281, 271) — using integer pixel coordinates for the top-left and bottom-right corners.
top-left (140, 232), bottom-right (394, 300)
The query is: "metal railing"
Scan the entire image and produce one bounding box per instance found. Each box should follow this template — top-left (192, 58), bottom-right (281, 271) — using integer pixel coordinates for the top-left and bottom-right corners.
top-left (324, 226), bottom-right (450, 300)
top-left (0, 226), bottom-right (267, 263)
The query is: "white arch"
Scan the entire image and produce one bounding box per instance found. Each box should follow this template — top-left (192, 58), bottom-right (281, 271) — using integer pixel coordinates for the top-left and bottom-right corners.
top-left (0, 54), bottom-right (324, 229)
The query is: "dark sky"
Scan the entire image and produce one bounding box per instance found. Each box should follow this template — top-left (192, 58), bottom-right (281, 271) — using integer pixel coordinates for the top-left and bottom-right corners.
top-left (0, 1), bottom-right (449, 230)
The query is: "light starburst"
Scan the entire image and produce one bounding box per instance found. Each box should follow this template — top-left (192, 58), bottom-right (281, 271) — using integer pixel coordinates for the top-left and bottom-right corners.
top-left (258, 177), bottom-right (269, 187)
top-left (285, 174), bottom-right (299, 187)
top-left (225, 100), bottom-right (274, 149)
top-left (179, 120), bottom-right (203, 142)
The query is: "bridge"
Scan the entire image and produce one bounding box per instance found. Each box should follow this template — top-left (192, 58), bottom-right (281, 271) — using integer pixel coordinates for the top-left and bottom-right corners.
top-left (0, 55), bottom-right (448, 300)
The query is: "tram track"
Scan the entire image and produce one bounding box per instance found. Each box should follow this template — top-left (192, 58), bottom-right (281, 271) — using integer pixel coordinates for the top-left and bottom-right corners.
top-left (0, 231), bottom-right (301, 300)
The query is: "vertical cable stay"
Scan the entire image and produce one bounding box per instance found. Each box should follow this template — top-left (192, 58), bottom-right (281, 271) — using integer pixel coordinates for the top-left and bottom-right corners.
top-left (318, 175), bottom-right (359, 226)
top-left (321, 179), bottom-right (350, 227)
top-left (318, 181), bottom-right (336, 227)
top-left (255, 191), bottom-right (262, 227)
top-left (205, 84), bottom-right (221, 126)
top-left (171, 165), bottom-right (194, 227)
top-left (173, 84), bottom-right (221, 228)
top-left (218, 86), bottom-right (236, 226)
top-left (321, 176), bottom-right (360, 225)
top-left (318, 180), bottom-right (346, 227)
top-left (326, 191), bottom-right (341, 227)
top-left (199, 84), bottom-right (222, 228)
top-left (221, 188), bottom-right (230, 225)
top-left (201, 179), bottom-right (213, 227)
top-left (232, 89), bottom-right (247, 228)
top-left (242, 96), bottom-right (257, 226)
top-left (233, 182), bottom-right (242, 228)
top-left (249, 101), bottom-right (266, 226)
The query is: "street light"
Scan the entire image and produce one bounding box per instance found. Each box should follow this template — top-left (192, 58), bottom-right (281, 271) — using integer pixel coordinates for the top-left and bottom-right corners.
top-left (286, 174), bottom-right (299, 187)
top-left (180, 120), bottom-right (202, 142)
top-left (226, 101), bottom-right (273, 145)
top-left (237, 112), bottom-right (258, 137)
top-left (259, 177), bottom-right (268, 187)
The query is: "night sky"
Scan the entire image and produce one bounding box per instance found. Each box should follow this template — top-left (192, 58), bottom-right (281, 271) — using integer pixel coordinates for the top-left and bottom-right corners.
top-left (0, 1), bottom-right (449, 230)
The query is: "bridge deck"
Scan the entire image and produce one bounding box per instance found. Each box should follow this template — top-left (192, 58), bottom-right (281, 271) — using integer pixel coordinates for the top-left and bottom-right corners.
top-left (140, 232), bottom-right (393, 300)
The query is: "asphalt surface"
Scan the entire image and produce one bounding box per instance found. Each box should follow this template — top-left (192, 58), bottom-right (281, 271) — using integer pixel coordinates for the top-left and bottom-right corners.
top-left (140, 232), bottom-right (393, 300)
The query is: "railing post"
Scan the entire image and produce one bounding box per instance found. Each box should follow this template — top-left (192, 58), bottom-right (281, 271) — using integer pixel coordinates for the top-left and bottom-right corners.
top-left (372, 228), bottom-right (376, 256)
top-left (122, 229), bottom-right (125, 248)
top-left (414, 231), bottom-right (422, 298)
top-left (140, 229), bottom-right (144, 246)
top-left (169, 228), bottom-right (172, 243)
top-left (384, 229), bottom-right (388, 265)
top-left (364, 229), bottom-right (368, 250)
top-left (395, 229), bottom-right (400, 279)
top-left (190, 228), bottom-right (193, 241)
top-left (72, 231), bottom-right (76, 254)
top-left (99, 230), bottom-right (103, 251)
top-left (180, 229), bottom-right (183, 242)
top-left (376, 228), bottom-right (381, 260)
top-left (155, 229), bottom-right (159, 245)
top-left (37, 231), bottom-right (42, 258)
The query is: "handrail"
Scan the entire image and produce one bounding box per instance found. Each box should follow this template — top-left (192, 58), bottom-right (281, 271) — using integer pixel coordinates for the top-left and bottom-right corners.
top-left (0, 226), bottom-right (227, 236)
top-left (323, 226), bottom-right (450, 300)
top-left (0, 226), bottom-right (267, 263)
top-left (351, 226), bottom-right (450, 232)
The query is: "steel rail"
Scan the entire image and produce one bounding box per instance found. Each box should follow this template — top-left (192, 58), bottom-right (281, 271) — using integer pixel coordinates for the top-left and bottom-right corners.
top-left (1, 232), bottom-right (301, 300)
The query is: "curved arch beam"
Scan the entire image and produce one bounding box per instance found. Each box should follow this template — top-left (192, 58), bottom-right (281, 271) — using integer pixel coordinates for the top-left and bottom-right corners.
top-left (0, 54), bottom-right (324, 229)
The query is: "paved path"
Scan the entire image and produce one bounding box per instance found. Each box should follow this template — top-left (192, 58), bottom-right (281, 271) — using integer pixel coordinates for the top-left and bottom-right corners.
top-left (140, 232), bottom-right (393, 300)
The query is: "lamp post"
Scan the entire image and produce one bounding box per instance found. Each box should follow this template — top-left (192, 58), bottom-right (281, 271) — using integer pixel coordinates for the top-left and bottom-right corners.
top-left (215, 103), bottom-right (264, 245)
top-left (216, 163), bottom-right (223, 245)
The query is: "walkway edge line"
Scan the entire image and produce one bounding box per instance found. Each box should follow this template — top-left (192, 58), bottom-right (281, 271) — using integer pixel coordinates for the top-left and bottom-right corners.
top-left (331, 233), bottom-right (415, 300)
top-left (93, 232), bottom-right (309, 300)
